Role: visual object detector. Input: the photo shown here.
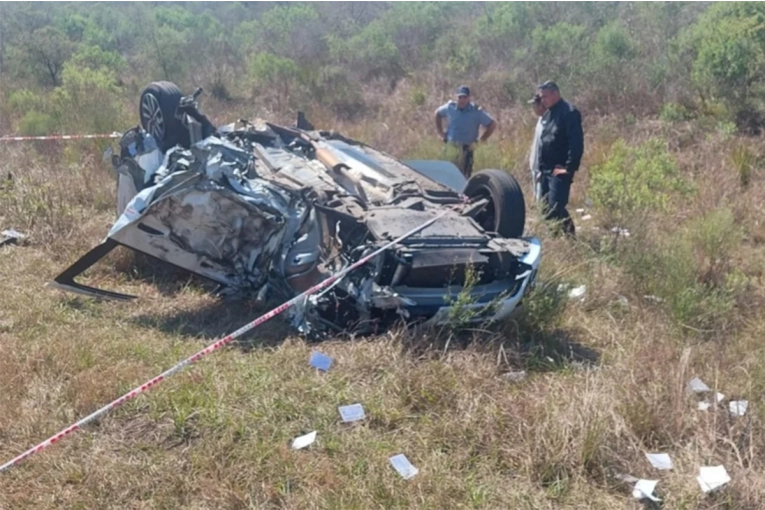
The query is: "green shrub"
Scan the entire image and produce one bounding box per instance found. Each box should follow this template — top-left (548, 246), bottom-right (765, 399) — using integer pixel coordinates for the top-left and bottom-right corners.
top-left (18, 111), bottom-right (55, 136)
top-left (588, 138), bottom-right (694, 228)
top-left (659, 102), bottom-right (692, 122)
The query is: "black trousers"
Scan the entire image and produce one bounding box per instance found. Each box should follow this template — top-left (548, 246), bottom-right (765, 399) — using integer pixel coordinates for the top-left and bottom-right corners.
top-left (451, 144), bottom-right (474, 178)
top-left (539, 171), bottom-right (575, 236)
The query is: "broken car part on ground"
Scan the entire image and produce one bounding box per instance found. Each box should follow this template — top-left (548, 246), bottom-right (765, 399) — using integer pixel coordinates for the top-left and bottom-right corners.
top-left (50, 81), bottom-right (541, 336)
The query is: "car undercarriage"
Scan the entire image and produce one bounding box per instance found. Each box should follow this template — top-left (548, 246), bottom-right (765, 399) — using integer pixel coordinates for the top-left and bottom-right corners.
top-left (50, 81), bottom-right (541, 337)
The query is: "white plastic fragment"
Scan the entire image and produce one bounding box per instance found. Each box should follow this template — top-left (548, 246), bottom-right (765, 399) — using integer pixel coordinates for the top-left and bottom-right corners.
top-left (632, 479), bottom-right (661, 502)
top-left (611, 226), bottom-right (631, 237)
top-left (697, 465), bottom-right (730, 493)
top-left (309, 351), bottom-right (333, 372)
top-left (338, 403), bottom-right (366, 423)
top-left (291, 430), bottom-right (317, 450)
top-left (729, 400), bottom-right (748, 417)
top-left (575, 208), bottom-right (585, 214)
top-left (581, 214), bottom-right (592, 221)
top-left (389, 454), bottom-right (418, 479)
top-left (698, 401), bottom-right (711, 411)
top-left (688, 377), bottom-right (710, 393)
top-left (645, 452), bottom-right (673, 470)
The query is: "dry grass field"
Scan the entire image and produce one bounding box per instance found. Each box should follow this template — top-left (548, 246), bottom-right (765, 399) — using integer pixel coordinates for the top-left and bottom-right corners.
top-left (1, 93), bottom-right (765, 509)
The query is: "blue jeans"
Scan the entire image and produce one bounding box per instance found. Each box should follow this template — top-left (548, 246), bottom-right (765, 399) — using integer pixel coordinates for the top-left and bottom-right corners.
top-left (539, 171), bottom-right (575, 236)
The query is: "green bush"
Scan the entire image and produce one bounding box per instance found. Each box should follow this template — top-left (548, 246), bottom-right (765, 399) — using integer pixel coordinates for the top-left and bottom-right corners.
top-left (588, 138), bottom-right (695, 228)
top-left (659, 102), bottom-right (692, 122)
top-left (18, 111), bottom-right (55, 136)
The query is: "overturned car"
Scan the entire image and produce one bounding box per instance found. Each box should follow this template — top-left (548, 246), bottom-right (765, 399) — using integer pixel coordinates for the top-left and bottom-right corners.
top-left (51, 81), bottom-right (541, 336)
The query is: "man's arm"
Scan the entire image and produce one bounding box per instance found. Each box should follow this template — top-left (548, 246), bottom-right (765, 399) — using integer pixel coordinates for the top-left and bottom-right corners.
top-left (480, 119), bottom-right (496, 142)
top-left (477, 109), bottom-right (496, 143)
top-left (435, 104), bottom-right (448, 141)
top-left (564, 109), bottom-right (584, 174)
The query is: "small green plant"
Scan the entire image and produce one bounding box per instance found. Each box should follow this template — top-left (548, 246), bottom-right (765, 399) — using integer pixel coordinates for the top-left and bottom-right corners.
top-left (659, 102), bottom-right (692, 122)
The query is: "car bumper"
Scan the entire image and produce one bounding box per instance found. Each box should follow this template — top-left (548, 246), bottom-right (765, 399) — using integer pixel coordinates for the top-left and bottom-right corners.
top-left (393, 237), bottom-right (541, 325)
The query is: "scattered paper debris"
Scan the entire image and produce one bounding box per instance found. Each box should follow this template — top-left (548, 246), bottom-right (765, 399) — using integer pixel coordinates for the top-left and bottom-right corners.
top-left (568, 285), bottom-right (587, 300)
top-left (611, 227), bottom-right (631, 237)
top-left (309, 351), bottom-right (333, 372)
top-left (291, 430), bottom-right (317, 449)
top-left (697, 465), bottom-right (730, 493)
top-left (698, 401), bottom-right (712, 411)
top-left (688, 377), bottom-right (710, 393)
top-left (0, 229), bottom-right (26, 247)
top-left (338, 403), bottom-right (366, 423)
top-left (729, 400), bottom-right (748, 417)
top-left (581, 214), bottom-right (592, 221)
top-left (389, 454), bottom-right (418, 479)
top-left (645, 452), bottom-right (673, 470)
top-left (643, 295), bottom-right (664, 303)
top-left (633, 479), bottom-right (661, 502)
top-left (575, 208), bottom-right (585, 214)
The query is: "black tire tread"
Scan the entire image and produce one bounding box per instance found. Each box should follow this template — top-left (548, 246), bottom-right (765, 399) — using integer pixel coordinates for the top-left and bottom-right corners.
top-left (464, 169), bottom-right (526, 238)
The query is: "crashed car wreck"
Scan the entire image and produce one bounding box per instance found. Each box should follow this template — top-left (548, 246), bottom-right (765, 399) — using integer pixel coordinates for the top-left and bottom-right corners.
top-left (50, 81), bottom-right (541, 336)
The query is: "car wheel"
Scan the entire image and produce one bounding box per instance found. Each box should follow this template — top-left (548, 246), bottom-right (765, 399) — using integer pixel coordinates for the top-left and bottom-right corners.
top-left (464, 169), bottom-right (525, 238)
top-left (139, 81), bottom-right (187, 152)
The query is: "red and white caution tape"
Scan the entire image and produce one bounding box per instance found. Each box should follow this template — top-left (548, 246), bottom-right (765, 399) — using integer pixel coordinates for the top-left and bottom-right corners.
top-left (0, 132), bottom-right (121, 142)
top-left (0, 209), bottom-right (450, 473)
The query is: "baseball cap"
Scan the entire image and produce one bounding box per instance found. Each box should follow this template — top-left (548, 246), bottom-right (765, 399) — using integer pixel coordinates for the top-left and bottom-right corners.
top-left (537, 80), bottom-right (559, 92)
top-left (456, 85), bottom-right (470, 96)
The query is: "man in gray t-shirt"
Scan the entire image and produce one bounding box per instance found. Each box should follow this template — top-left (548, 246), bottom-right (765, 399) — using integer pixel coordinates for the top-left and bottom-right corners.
top-left (434, 85), bottom-right (496, 177)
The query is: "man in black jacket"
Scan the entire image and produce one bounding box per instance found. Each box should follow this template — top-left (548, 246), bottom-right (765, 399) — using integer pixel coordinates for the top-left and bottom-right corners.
top-left (535, 81), bottom-right (583, 237)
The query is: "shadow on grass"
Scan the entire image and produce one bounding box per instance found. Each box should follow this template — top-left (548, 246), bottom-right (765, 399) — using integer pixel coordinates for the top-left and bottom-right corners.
top-left (116, 251), bottom-right (222, 298)
top-left (131, 296), bottom-right (294, 350)
top-left (400, 321), bottom-right (601, 374)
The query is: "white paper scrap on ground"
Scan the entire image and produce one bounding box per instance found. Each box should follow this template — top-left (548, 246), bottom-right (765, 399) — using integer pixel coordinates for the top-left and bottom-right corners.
top-left (729, 400), bottom-right (748, 416)
top-left (645, 452), bottom-right (673, 470)
top-left (697, 465), bottom-right (730, 493)
top-left (339, 403), bottom-right (366, 422)
top-left (291, 431), bottom-right (317, 449)
top-left (575, 208), bottom-right (585, 214)
top-left (309, 351), bottom-right (333, 371)
top-left (632, 479), bottom-right (661, 502)
top-left (688, 377), bottom-right (710, 393)
top-left (698, 401), bottom-right (711, 411)
top-left (389, 454), bottom-right (419, 479)
top-left (1, 229), bottom-right (26, 239)
top-left (568, 285), bottom-right (587, 299)
top-left (581, 214), bottom-right (592, 221)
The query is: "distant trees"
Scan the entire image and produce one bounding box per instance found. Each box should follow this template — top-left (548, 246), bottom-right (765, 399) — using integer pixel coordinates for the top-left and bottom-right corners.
top-left (2, 2), bottom-right (765, 130)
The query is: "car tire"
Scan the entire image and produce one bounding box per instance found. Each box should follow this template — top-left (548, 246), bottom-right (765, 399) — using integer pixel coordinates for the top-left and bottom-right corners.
top-left (139, 81), bottom-right (188, 152)
top-left (464, 169), bottom-right (525, 238)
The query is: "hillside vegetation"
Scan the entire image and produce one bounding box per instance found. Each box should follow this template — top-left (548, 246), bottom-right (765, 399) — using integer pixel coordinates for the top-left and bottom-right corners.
top-left (1, 2), bottom-right (765, 508)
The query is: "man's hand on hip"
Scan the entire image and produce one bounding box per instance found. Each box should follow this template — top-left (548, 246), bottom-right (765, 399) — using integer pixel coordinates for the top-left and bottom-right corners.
top-left (553, 166), bottom-right (569, 176)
